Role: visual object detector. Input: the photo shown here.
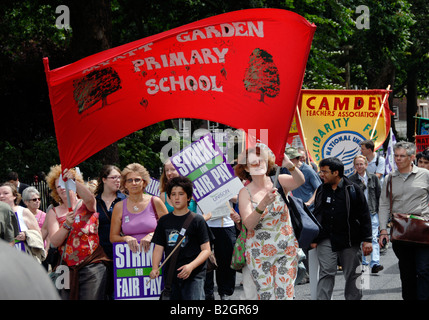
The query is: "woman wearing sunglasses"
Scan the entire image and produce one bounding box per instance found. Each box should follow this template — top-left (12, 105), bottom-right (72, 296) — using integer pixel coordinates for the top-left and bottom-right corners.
top-left (22, 186), bottom-right (48, 268)
top-left (22, 187), bottom-right (46, 237)
top-left (110, 163), bottom-right (168, 253)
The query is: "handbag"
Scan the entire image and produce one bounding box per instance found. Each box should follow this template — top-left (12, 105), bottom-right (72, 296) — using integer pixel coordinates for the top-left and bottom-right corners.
top-left (387, 175), bottom-right (429, 245)
top-left (271, 176), bottom-right (321, 249)
top-left (285, 195), bottom-right (321, 249)
top-left (206, 250), bottom-right (218, 273)
top-left (160, 212), bottom-right (196, 300)
top-left (230, 224), bottom-right (247, 271)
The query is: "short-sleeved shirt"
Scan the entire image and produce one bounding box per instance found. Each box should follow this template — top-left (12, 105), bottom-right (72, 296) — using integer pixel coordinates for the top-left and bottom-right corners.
top-left (291, 163), bottom-right (322, 203)
top-left (152, 211), bottom-right (210, 280)
top-left (367, 154), bottom-right (385, 177)
top-left (379, 165), bottom-right (429, 230)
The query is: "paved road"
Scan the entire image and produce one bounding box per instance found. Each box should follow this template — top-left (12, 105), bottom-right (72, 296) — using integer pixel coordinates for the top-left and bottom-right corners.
top-left (213, 243), bottom-right (402, 300)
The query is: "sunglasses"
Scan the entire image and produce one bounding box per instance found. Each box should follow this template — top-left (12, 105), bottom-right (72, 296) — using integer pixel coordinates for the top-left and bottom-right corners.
top-left (29, 198), bottom-right (41, 202)
top-left (126, 178), bottom-right (142, 184)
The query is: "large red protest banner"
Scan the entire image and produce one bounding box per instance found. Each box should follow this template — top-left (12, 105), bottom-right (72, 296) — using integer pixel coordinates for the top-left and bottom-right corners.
top-left (44, 9), bottom-right (316, 168)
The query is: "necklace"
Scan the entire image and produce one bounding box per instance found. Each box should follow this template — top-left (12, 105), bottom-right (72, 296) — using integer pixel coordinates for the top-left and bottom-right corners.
top-left (129, 195), bottom-right (144, 212)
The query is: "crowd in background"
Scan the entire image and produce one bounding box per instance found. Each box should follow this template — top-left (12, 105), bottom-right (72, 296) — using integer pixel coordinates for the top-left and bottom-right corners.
top-left (1, 139), bottom-right (429, 300)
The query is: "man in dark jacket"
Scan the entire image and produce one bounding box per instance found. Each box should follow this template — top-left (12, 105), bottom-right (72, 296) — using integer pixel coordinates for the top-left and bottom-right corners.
top-left (312, 157), bottom-right (372, 300)
top-left (350, 155), bottom-right (383, 274)
top-left (7, 171), bottom-right (29, 207)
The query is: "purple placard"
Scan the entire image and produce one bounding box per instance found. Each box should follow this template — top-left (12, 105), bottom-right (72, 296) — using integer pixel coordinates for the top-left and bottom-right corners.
top-left (170, 133), bottom-right (243, 213)
top-left (145, 178), bottom-right (160, 197)
top-left (113, 242), bottom-right (164, 300)
top-left (14, 241), bottom-right (26, 252)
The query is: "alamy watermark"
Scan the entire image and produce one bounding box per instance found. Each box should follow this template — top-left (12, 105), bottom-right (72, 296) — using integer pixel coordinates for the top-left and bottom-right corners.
top-left (55, 5), bottom-right (70, 30)
top-left (356, 5), bottom-right (370, 30)
top-left (356, 264), bottom-right (371, 291)
top-left (159, 120), bottom-right (270, 165)
top-left (50, 265), bottom-right (70, 290)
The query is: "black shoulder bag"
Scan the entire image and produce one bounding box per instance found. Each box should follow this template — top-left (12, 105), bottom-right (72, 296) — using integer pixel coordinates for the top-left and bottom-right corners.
top-left (270, 176), bottom-right (321, 249)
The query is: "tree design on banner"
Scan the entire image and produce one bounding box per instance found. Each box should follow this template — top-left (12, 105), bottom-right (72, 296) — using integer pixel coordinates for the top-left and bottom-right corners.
top-left (244, 48), bottom-right (280, 102)
top-left (73, 67), bottom-right (122, 113)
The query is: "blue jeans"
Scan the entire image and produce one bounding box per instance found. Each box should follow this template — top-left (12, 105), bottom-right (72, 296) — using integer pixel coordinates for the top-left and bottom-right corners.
top-left (171, 269), bottom-right (206, 300)
top-left (362, 213), bottom-right (380, 268)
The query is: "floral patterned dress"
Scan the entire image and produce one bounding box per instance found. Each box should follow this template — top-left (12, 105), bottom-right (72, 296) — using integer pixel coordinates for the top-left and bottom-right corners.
top-left (245, 187), bottom-right (298, 300)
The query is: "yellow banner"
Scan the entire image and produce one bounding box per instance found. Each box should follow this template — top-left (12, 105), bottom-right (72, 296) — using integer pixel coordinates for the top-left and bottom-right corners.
top-left (299, 89), bottom-right (391, 176)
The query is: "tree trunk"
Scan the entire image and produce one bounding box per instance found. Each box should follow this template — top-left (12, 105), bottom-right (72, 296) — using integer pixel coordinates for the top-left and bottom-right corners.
top-left (406, 68), bottom-right (418, 142)
top-left (66, 0), bottom-right (119, 165)
top-left (67, 0), bottom-right (112, 60)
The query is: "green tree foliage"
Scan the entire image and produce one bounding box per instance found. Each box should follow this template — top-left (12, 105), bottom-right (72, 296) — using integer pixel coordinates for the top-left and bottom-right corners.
top-left (0, 0), bottom-right (428, 181)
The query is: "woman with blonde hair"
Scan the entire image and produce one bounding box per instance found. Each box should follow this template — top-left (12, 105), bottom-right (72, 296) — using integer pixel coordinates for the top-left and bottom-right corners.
top-left (45, 165), bottom-right (109, 300)
top-left (110, 163), bottom-right (168, 253)
top-left (234, 146), bottom-right (305, 300)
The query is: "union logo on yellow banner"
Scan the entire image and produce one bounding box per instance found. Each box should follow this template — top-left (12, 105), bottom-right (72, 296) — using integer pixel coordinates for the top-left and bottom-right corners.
top-left (298, 89), bottom-right (391, 176)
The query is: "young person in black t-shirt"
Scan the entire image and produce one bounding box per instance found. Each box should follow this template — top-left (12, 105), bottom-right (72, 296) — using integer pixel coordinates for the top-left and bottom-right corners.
top-left (150, 176), bottom-right (211, 300)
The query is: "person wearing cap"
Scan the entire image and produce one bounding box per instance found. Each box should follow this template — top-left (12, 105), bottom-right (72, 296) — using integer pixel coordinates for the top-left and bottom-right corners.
top-left (283, 147), bottom-right (322, 211)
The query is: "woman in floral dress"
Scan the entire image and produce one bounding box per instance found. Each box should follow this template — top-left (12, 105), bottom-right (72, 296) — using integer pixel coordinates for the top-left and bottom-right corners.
top-left (235, 146), bottom-right (304, 300)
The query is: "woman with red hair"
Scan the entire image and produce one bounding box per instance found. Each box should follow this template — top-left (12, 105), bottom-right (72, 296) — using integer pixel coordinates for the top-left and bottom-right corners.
top-left (234, 146), bottom-right (304, 300)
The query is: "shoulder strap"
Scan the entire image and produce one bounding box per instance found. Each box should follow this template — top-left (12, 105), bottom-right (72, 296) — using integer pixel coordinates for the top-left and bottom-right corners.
top-left (270, 176), bottom-right (287, 203)
top-left (386, 173), bottom-right (393, 215)
top-left (150, 196), bottom-right (159, 221)
top-left (348, 184), bottom-right (357, 202)
top-left (181, 211), bottom-right (196, 231)
top-left (97, 197), bottom-right (111, 222)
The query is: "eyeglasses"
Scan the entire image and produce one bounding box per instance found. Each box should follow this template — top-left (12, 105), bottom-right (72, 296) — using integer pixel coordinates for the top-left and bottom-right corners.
top-left (107, 175), bottom-right (121, 180)
top-left (320, 170), bottom-right (331, 174)
top-left (30, 198), bottom-right (41, 202)
top-left (126, 178), bottom-right (142, 184)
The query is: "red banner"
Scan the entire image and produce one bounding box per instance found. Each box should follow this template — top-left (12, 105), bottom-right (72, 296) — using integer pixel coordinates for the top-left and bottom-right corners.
top-left (416, 135), bottom-right (429, 153)
top-left (44, 9), bottom-right (316, 168)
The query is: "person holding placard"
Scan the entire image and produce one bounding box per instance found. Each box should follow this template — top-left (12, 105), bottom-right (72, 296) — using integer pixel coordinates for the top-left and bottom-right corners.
top-left (203, 200), bottom-right (237, 300)
top-left (110, 163), bottom-right (168, 253)
top-left (159, 159), bottom-right (197, 213)
top-left (234, 146), bottom-right (305, 300)
top-left (150, 176), bottom-right (211, 300)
